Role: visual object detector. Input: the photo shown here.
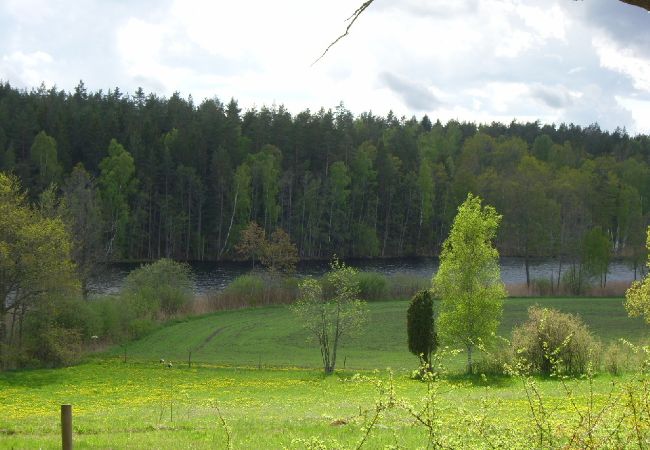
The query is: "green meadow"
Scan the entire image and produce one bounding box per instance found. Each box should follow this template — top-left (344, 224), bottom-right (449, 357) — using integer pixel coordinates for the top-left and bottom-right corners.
top-left (1, 297), bottom-right (649, 448)
top-left (118, 297), bottom-right (646, 371)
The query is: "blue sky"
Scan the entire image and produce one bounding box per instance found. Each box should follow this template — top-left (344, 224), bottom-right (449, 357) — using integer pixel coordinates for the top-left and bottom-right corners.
top-left (1, 0), bottom-right (649, 133)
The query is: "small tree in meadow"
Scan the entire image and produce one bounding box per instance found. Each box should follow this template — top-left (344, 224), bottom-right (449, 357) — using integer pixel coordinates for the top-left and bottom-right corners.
top-left (291, 259), bottom-right (367, 374)
top-left (433, 194), bottom-right (506, 374)
top-left (407, 289), bottom-right (438, 369)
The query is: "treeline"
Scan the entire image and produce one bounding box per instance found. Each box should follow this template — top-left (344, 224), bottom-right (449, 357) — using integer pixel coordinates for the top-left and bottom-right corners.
top-left (1, 81), bottom-right (649, 277)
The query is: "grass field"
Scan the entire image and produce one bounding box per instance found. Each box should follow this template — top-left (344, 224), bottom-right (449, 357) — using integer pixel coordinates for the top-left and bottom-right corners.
top-left (116, 297), bottom-right (647, 371)
top-left (1, 297), bottom-right (649, 448)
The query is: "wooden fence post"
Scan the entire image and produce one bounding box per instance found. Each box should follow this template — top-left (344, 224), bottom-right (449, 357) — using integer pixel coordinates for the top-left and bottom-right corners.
top-left (61, 404), bottom-right (72, 450)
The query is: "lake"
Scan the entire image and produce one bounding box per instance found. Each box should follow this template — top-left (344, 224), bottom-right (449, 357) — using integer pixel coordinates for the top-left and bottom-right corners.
top-left (88, 257), bottom-right (642, 296)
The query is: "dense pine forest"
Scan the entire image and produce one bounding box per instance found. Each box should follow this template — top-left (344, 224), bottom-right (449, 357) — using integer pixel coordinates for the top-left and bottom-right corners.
top-left (1, 81), bottom-right (649, 274)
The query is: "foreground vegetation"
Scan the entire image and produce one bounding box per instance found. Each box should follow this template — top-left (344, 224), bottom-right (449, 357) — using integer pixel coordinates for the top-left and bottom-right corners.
top-left (2, 360), bottom-right (648, 449)
top-left (1, 297), bottom-right (649, 448)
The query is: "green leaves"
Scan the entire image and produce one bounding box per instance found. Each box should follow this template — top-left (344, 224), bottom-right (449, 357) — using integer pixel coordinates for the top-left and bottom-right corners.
top-left (291, 258), bottom-right (368, 373)
top-left (98, 139), bottom-right (136, 258)
top-left (625, 227), bottom-right (650, 323)
top-left (433, 194), bottom-right (506, 373)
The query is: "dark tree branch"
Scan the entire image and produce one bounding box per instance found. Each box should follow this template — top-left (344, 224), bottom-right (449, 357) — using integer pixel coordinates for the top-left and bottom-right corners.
top-left (619, 0), bottom-right (650, 11)
top-left (312, 0), bottom-right (375, 65)
top-left (315, 0), bottom-right (650, 64)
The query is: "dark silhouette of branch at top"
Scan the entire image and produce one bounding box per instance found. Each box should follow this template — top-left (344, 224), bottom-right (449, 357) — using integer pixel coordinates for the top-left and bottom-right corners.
top-left (312, 0), bottom-right (375, 65)
top-left (314, 0), bottom-right (650, 64)
top-left (620, 0), bottom-right (650, 11)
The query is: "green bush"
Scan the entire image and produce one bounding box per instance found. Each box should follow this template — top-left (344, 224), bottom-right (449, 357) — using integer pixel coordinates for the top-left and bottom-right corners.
top-left (475, 337), bottom-right (513, 376)
top-left (406, 289), bottom-right (438, 366)
top-left (603, 341), bottom-right (639, 375)
top-left (122, 259), bottom-right (194, 315)
top-left (223, 274), bottom-right (265, 305)
top-left (30, 326), bottom-right (83, 368)
top-left (356, 271), bottom-right (387, 301)
top-left (53, 296), bottom-right (103, 339)
top-left (89, 296), bottom-right (130, 340)
top-left (511, 306), bottom-right (601, 376)
top-left (128, 317), bottom-right (158, 339)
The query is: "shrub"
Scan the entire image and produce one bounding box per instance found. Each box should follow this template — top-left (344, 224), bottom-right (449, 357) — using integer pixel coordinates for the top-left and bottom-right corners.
top-left (407, 289), bottom-right (438, 367)
top-left (511, 306), bottom-right (601, 376)
top-left (128, 317), bottom-right (158, 339)
top-left (29, 326), bottom-right (83, 368)
top-left (531, 278), bottom-right (554, 296)
top-left (604, 342), bottom-right (625, 375)
top-left (356, 271), bottom-right (387, 301)
top-left (603, 341), bottom-right (640, 375)
top-left (214, 273), bottom-right (299, 310)
top-left (475, 336), bottom-right (513, 376)
top-left (122, 258), bottom-right (194, 316)
top-left (222, 274), bottom-right (265, 306)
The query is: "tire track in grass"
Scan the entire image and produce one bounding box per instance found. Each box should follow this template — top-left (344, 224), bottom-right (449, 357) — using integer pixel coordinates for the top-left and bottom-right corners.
top-left (194, 326), bottom-right (229, 353)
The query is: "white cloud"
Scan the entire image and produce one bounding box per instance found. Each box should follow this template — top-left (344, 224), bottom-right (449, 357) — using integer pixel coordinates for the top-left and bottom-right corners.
top-left (0, 0), bottom-right (648, 133)
top-left (616, 96), bottom-right (650, 133)
top-left (594, 35), bottom-right (650, 92)
top-left (0, 50), bottom-right (54, 87)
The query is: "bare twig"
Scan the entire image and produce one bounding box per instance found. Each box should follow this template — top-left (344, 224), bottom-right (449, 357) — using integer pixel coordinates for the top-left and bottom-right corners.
top-left (312, 0), bottom-right (375, 65)
top-left (314, 0), bottom-right (649, 65)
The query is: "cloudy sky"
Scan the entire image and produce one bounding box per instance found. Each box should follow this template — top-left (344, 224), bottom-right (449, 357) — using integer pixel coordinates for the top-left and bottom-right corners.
top-left (1, 0), bottom-right (650, 133)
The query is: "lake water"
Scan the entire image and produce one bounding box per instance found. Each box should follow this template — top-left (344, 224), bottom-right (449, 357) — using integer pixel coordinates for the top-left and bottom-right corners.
top-left (88, 257), bottom-right (643, 296)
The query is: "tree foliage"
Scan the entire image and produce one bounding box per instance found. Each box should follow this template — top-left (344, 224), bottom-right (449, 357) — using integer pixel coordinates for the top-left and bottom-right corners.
top-left (625, 227), bottom-right (650, 323)
top-left (236, 222), bottom-right (299, 274)
top-left (260, 228), bottom-right (299, 275)
top-left (122, 258), bottom-right (194, 316)
top-left (60, 163), bottom-right (104, 298)
top-left (0, 82), bottom-right (648, 267)
top-left (406, 289), bottom-right (438, 367)
top-left (30, 130), bottom-right (62, 194)
top-left (433, 194), bottom-right (506, 374)
top-left (0, 172), bottom-right (79, 367)
top-left (291, 259), bottom-right (368, 373)
top-left (98, 139), bottom-right (136, 258)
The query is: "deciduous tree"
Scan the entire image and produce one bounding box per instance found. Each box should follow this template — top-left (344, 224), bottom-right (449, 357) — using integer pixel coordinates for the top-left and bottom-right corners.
top-left (260, 228), bottom-right (299, 275)
top-left (291, 259), bottom-right (367, 373)
top-left (0, 172), bottom-right (79, 367)
top-left (98, 139), bottom-right (136, 258)
top-left (433, 193), bottom-right (506, 374)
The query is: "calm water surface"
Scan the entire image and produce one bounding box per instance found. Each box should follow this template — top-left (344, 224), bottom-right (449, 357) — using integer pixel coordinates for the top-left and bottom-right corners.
top-left (88, 257), bottom-right (642, 296)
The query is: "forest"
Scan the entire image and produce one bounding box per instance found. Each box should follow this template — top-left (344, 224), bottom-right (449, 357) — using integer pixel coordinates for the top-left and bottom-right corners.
top-left (1, 81), bottom-right (649, 281)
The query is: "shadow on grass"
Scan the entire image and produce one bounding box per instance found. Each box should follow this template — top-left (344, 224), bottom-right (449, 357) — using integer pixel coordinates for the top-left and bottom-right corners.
top-left (0, 367), bottom-right (65, 388)
top-left (444, 373), bottom-right (515, 388)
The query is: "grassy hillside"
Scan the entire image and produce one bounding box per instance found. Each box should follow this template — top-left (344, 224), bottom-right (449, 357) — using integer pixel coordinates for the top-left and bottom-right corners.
top-left (117, 297), bottom-right (647, 371)
top-left (2, 296), bottom-right (650, 448)
top-left (1, 361), bottom-right (628, 449)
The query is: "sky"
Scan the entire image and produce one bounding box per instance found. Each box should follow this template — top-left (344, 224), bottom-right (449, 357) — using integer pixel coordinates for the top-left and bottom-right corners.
top-left (1, 0), bottom-right (650, 134)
